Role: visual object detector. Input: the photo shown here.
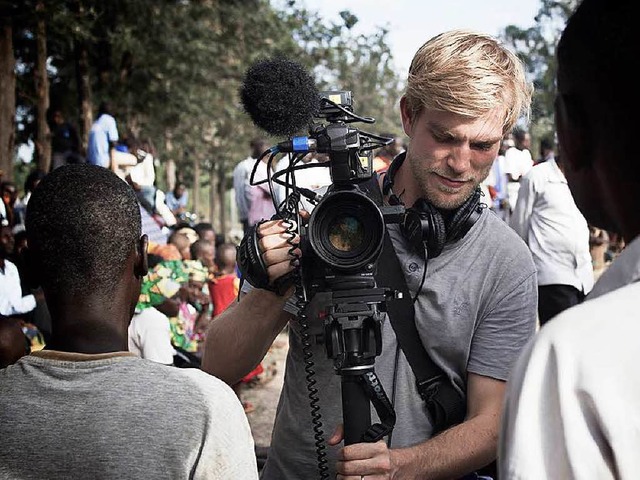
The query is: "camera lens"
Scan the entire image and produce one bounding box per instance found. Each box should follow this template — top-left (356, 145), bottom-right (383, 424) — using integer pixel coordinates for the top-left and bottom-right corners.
top-left (308, 188), bottom-right (385, 271)
top-left (328, 215), bottom-right (365, 252)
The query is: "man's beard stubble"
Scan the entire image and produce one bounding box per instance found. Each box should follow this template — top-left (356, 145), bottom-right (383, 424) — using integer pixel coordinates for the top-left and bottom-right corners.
top-left (410, 156), bottom-right (491, 211)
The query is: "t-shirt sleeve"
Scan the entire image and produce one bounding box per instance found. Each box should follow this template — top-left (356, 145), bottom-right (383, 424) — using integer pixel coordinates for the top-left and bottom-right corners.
top-left (183, 370), bottom-right (259, 480)
top-left (106, 116), bottom-right (119, 144)
top-left (467, 267), bottom-right (538, 381)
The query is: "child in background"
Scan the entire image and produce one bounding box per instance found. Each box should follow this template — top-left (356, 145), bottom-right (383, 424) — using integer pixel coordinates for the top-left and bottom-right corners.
top-left (209, 243), bottom-right (240, 317)
top-left (209, 242), bottom-right (262, 412)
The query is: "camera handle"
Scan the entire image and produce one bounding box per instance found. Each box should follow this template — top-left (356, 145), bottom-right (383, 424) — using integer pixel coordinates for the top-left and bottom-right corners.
top-left (324, 287), bottom-right (396, 445)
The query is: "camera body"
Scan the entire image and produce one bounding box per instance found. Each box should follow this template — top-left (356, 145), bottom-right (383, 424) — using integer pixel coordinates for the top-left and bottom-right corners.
top-left (294, 91), bottom-right (402, 303)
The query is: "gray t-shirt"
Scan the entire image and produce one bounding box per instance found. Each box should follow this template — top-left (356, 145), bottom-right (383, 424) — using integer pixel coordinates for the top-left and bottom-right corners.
top-left (260, 208), bottom-right (537, 480)
top-left (0, 351), bottom-right (258, 480)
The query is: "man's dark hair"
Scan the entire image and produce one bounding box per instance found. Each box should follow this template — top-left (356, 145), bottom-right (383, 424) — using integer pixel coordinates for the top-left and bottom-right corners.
top-left (98, 101), bottom-right (111, 117)
top-left (194, 222), bottom-right (214, 238)
top-left (25, 165), bottom-right (141, 296)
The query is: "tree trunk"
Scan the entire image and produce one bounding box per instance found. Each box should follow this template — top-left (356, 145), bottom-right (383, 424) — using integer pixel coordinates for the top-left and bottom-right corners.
top-left (217, 164), bottom-right (227, 239)
top-left (0, 23), bottom-right (15, 181)
top-left (74, 40), bottom-right (92, 154)
top-left (209, 166), bottom-right (216, 228)
top-left (73, 0), bottom-right (92, 154)
top-left (35, 0), bottom-right (51, 172)
top-left (192, 154), bottom-right (200, 217)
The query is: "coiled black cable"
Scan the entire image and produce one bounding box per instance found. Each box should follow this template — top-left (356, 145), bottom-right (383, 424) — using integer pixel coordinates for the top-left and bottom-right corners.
top-left (280, 192), bottom-right (329, 480)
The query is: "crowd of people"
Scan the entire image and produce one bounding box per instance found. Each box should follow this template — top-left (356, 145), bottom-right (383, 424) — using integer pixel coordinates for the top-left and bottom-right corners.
top-left (0, 1), bottom-right (636, 479)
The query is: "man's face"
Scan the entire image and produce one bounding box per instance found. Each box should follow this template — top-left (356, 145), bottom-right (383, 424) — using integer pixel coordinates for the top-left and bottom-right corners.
top-left (400, 101), bottom-right (503, 209)
top-left (0, 226), bottom-right (14, 257)
top-left (175, 185), bottom-right (185, 198)
top-left (198, 244), bottom-right (215, 269)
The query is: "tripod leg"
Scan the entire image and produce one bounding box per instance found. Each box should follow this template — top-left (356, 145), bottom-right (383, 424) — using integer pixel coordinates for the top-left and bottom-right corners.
top-left (341, 373), bottom-right (371, 445)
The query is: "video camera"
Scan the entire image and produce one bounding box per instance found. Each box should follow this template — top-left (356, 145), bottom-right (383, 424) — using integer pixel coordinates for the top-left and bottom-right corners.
top-left (273, 91), bottom-right (403, 300)
top-left (262, 91), bottom-right (401, 448)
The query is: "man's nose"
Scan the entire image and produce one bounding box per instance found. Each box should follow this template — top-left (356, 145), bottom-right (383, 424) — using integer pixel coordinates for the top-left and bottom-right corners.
top-left (446, 145), bottom-right (472, 174)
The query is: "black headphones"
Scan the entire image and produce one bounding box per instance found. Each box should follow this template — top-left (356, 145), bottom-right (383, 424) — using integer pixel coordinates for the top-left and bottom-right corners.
top-left (382, 152), bottom-right (483, 259)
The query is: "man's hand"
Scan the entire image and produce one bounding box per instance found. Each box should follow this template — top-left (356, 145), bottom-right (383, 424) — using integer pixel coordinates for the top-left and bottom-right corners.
top-left (329, 424), bottom-right (395, 480)
top-left (256, 218), bottom-right (303, 285)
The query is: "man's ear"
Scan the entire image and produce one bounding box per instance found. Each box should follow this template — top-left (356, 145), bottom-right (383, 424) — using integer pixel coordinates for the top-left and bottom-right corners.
top-left (555, 93), bottom-right (593, 172)
top-left (135, 235), bottom-right (149, 278)
top-left (400, 96), bottom-right (414, 138)
top-left (20, 247), bottom-right (41, 291)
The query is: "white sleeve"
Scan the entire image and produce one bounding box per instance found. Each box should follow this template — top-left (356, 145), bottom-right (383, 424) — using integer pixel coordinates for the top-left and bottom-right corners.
top-left (0, 262), bottom-right (36, 316)
top-left (503, 148), bottom-right (520, 178)
top-left (106, 115), bottom-right (119, 143)
top-left (509, 172), bottom-right (535, 241)
top-left (183, 370), bottom-right (259, 480)
top-left (0, 293), bottom-right (36, 317)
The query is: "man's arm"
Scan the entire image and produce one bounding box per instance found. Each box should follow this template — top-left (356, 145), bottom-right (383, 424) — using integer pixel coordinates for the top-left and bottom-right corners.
top-left (201, 289), bottom-right (290, 385)
top-left (334, 373), bottom-right (505, 480)
top-left (201, 218), bottom-right (300, 385)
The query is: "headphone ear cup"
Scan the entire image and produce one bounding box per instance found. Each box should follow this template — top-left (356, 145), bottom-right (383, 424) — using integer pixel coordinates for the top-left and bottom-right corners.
top-left (402, 199), bottom-right (447, 259)
top-left (447, 189), bottom-right (481, 243)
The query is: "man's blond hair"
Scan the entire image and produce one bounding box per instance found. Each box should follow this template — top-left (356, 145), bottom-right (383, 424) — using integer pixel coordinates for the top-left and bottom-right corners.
top-left (405, 29), bottom-right (532, 134)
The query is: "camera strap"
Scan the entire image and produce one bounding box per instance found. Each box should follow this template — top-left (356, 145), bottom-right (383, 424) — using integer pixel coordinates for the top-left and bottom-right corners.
top-left (360, 175), bottom-right (466, 434)
top-left (377, 233), bottom-right (466, 434)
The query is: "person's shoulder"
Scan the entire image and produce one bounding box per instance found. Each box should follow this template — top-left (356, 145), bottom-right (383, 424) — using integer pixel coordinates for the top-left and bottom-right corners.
top-left (3, 259), bottom-right (19, 273)
top-left (478, 209), bottom-right (534, 266)
top-left (532, 281), bottom-right (640, 360)
top-left (177, 368), bottom-right (238, 403)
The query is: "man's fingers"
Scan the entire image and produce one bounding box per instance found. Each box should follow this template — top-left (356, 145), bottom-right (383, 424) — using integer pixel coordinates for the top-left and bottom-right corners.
top-left (258, 219), bottom-right (296, 237)
top-left (259, 232), bottom-right (299, 252)
top-left (340, 441), bottom-right (388, 461)
top-left (263, 247), bottom-right (301, 268)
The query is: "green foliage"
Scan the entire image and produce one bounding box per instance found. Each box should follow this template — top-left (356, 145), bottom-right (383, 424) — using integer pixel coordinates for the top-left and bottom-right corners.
top-left (499, 0), bottom-right (580, 154)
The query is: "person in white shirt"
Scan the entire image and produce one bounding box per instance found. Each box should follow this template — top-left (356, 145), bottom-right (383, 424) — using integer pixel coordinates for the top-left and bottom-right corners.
top-left (272, 152), bottom-right (332, 206)
top-left (510, 147), bottom-right (593, 326)
top-left (0, 225), bottom-right (39, 317)
top-left (503, 129), bottom-right (533, 217)
top-left (499, 2), bottom-right (639, 478)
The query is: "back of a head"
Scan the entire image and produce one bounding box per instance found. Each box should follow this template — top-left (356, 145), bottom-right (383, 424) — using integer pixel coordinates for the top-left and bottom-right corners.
top-left (250, 138), bottom-right (269, 158)
top-left (557, 0), bottom-right (633, 145)
top-left (405, 29), bottom-right (532, 134)
top-left (215, 242), bottom-right (237, 271)
top-left (25, 165), bottom-right (141, 297)
top-left (98, 101), bottom-right (111, 117)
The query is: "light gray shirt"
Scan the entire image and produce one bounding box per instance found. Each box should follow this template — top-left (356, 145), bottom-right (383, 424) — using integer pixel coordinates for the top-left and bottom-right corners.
top-left (0, 351), bottom-right (258, 480)
top-left (260, 208), bottom-right (538, 480)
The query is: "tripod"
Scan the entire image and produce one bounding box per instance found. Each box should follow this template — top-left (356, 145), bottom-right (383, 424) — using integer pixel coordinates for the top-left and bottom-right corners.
top-left (324, 286), bottom-right (396, 445)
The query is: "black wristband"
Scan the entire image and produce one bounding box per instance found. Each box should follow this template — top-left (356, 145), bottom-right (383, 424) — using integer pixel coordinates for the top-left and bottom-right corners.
top-left (236, 221), bottom-right (296, 296)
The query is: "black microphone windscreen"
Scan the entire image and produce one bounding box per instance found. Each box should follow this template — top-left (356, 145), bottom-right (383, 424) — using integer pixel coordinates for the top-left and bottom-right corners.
top-left (240, 57), bottom-right (320, 137)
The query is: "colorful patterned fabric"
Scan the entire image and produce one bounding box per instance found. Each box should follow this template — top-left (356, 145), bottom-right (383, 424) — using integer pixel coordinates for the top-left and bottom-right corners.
top-left (136, 260), bottom-right (186, 312)
top-left (136, 260), bottom-right (211, 353)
